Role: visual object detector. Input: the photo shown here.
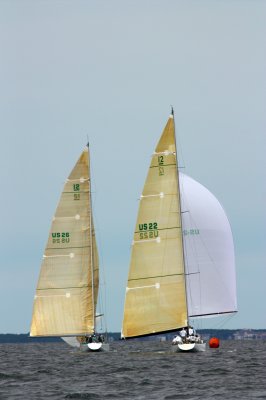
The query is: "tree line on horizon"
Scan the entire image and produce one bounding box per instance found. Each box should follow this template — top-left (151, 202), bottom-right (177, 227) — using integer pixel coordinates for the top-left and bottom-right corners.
top-left (0, 329), bottom-right (265, 343)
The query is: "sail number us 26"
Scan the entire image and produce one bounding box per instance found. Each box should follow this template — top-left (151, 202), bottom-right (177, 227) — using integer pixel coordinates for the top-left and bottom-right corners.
top-left (52, 232), bottom-right (70, 244)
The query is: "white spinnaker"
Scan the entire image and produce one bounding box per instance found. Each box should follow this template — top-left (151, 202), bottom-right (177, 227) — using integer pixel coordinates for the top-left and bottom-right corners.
top-left (180, 173), bottom-right (237, 318)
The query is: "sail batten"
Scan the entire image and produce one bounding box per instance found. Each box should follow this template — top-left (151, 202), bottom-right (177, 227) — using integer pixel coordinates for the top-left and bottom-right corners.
top-left (30, 147), bottom-right (99, 337)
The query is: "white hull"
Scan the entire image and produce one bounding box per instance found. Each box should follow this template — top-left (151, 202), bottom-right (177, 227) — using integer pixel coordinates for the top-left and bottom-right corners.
top-left (62, 337), bottom-right (110, 352)
top-left (80, 342), bottom-right (110, 352)
top-left (171, 342), bottom-right (206, 353)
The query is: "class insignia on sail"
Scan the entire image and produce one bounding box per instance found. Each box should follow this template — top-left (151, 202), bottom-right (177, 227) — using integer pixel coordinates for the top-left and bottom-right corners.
top-left (30, 145), bottom-right (109, 352)
top-left (121, 109), bottom-right (237, 353)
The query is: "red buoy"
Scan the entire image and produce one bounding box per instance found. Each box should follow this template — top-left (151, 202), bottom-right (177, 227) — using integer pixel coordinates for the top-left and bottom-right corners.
top-left (209, 337), bottom-right (220, 348)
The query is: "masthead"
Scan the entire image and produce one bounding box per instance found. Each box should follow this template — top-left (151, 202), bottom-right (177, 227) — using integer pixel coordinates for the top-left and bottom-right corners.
top-left (171, 106), bottom-right (174, 116)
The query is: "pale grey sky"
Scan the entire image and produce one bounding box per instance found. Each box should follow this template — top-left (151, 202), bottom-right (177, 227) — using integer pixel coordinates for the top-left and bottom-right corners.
top-left (0, 0), bottom-right (265, 333)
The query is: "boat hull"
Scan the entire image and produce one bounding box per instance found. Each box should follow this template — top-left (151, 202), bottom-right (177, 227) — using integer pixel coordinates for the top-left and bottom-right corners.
top-left (171, 342), bottom-right (206, 352)
top-left (80, 342), bottom-right (110, 352)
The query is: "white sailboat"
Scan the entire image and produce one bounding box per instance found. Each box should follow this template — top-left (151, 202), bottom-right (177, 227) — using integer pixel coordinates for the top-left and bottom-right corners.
top-left (121, 109), bottom-right (237, 352)
top-left (30, 144), bottom-right (109, 352)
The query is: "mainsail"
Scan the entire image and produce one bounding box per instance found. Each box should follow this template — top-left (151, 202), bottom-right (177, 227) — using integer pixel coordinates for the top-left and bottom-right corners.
top-left (122, 113), bottom-right (188, 339)
top-left (122, 112), bottom-right (237, 339)
top-left (30, 146), bottom-right (99, 337)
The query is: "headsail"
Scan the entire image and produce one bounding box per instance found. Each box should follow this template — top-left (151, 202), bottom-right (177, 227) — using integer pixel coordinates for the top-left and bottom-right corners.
top-left (180, 173), bottom-right (237, 318)
top-left (30, 147), bottom-right (99, 337)
top-left (122, 114), bottom-right (188, 339)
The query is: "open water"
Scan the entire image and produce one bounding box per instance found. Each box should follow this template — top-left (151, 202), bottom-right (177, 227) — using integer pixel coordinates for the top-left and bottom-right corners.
top-left (0, 340), bottom-right (265, 399)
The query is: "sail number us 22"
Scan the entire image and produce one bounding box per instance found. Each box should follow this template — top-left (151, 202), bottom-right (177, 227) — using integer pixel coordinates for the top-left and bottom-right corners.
top-left (138, 222), bottom-right (158, 240)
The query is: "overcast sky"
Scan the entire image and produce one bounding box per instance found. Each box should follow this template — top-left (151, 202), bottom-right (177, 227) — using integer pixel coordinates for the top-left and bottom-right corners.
top-left (0, 0), bottom-right (265, 333)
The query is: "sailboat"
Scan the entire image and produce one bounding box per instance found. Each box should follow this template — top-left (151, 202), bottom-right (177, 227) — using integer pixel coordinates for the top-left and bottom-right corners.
top-left (121, 109), bottom-right (237, 352)
top-left (30, 144), bottom-right (109, 352)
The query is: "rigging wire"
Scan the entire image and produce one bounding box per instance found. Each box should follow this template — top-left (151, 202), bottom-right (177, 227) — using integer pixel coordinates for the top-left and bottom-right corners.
top-left (89, 144), bottom-right (108, 338)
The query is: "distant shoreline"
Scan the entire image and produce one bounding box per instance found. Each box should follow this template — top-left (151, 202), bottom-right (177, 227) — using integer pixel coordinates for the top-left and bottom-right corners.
top-left (0, 329), bottom-right (266, 343)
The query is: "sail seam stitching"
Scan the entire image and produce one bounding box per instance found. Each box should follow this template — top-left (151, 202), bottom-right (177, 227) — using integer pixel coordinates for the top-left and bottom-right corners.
top-left (189, 311), bottom-right (237, 317)
top-left (134, 226), bottom-right (180, 233)
top-left (36, 285), bottom-right (91, 291)
top-left (150, 163), bottom-right (176, 169)
top-left (128, 273), bottom-right (184, 281)
top-left (46, 246), bottom-right (91, 250)
top-left (62, 191), bottom-right (89, 193)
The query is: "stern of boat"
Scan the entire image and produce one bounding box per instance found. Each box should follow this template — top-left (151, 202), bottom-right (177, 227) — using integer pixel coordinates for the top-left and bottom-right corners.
top-left (171, 342), bottom-right (206, 352)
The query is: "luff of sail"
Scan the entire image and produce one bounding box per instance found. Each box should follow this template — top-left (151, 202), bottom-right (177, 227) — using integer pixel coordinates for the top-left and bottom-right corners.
top-left (122, 114), bottom-right (188, 339)
top-left (30, 147), bottom-right (99, 337)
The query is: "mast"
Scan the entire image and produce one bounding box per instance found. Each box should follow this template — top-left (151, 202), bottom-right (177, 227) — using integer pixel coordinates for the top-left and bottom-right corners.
top-left (171, 107), bottom-right (189, 327)
top-left (87, 142), bottom-right (95, 334)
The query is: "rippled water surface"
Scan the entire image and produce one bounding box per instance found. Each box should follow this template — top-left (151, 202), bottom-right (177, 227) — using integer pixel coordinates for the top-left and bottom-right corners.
top-left (0, 340), bottom-right (265, 399)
